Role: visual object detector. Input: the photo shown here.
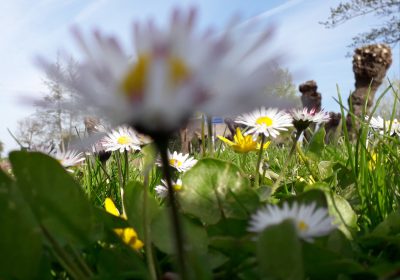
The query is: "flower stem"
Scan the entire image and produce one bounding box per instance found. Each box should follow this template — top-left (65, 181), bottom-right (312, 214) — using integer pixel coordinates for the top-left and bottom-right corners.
top-left (116, 151), bottom-right (126, 216)
top-left (254, 134), bottom-right (266, 188)
top-left (271, 131), bottom-right (302, 194)
top-left (156, 138), bottom-right (187, 279)
top-left (207, 115), bottom-right (214, 156)
top-left (201, 114), bottom-right (206, 157)
top-left (143, 173), bottom-right (158, 280)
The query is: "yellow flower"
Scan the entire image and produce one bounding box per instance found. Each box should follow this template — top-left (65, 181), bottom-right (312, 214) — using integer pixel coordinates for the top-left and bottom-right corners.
top-left (104, 198), bottom-right (144, 250)
top-left (218, 128), bottom-right (270, 153)
top-left (297, 175), bottom-right (316, 185)
top-left (368, 152), bottom-right (377, 171)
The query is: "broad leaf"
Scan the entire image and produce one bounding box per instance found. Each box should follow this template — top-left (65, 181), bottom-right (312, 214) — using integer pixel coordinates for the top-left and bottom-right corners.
top-left (10, 151), bottom-right (103, 247)
top-left (151, 210), bottom-right (208, 254)
top-left (181, 158), bottom-right (259, 224)
top-left (307, 127), bottom-right (326, 160)
top-left (0, 170), bottom-right (43, 280)
top-left (257, 220), bottom-right (304, 280)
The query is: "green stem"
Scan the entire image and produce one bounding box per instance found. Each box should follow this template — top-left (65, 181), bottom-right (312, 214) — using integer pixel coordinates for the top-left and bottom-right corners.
top-left (254, 134), bottom-right (266, 188)
top-left (116, 152), bottom-right (126, 216)
top-left (143, 173), bottom-right (158, 280)
top-left (241, 153), bottom-right (247, 171)
top-left (201, 115), bottom-right (206, 157)
top-left (157, 138), bottom-right (187, 280)
top-left (296, 143), bottom-right (319, 180)
top-left (207, 115), bottom-right (214, 156)
top-left (40, 224), bottom-right (89, 280)
top-left (271, 131), bottom-right (302, 194)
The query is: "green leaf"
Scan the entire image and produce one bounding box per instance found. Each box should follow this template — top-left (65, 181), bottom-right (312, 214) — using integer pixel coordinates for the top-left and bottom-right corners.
top-left (318, 160), bottom-right (334, 180)
top-left (96, 246), bottom-right (149, 279)
top-left (303, 242), bottom-right (364, 279)
top-left (326, 193), bottom-right (357, 239)
top-left (124, 180), bottom-right (160, 238)
top-left (257, 220), bottom-right (304, 280)
top-left (287, 189), bottom-right (328, 208)
top-left (9, 151), bottom-right (103, 247)
top-left (0, 169), bottom-right (43, 280)
top-left (307, 127), bottom-right (326, 160)
top-left (181, 158), bottom-right (259, 224)
top-left (372, 210), bottom-right (400, 236)
top-left (151, 210), bottom-right (208, 254)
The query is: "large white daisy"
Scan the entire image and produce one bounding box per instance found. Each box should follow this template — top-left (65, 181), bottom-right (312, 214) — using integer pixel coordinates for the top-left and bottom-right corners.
top-left (291, 108), bottom-right (330, 131)
top-left (37, 7), bottom-right (290, 137)
top-left (101, 126), bottom-right (142, 152)
top-left (236, 107), bottom-right (293, 138)
top-left (248, 201), bottom-right (336, 242)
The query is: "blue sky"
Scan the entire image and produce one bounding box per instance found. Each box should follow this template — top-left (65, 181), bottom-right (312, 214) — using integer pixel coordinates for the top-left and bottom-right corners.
top-left (0, 0), bottom-right (399, 154)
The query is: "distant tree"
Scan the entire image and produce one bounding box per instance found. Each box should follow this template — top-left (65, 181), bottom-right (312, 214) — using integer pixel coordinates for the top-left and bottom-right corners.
top-left (15, 56), bottom-right (85, 149)
top-left (267, 66), bottom-right (301, 107)
top-left (321, 0), bottom-right (400, 48)
top-left (15, 115), bottom-right (47, 148)
top-left (0, 140), bottom-right (3, 157)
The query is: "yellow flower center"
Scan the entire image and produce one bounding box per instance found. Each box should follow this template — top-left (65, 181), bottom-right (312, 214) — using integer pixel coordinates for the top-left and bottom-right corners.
top-left (169, 159), bottom-right (182, 167)
top-left (256, 116), bottom-right (273, 126)
top-left (173, 183), bottom-right (183, 191)
top-left (117, 135), bottom-right (132, 145)
top-left (121, 54), bottom-right (190, 98)
top-left (297, 220), bottom-right (309, 232)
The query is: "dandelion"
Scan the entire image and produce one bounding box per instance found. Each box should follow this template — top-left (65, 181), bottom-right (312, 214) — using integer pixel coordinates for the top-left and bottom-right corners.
top-left (102, 126), bottom-right (142, 153)
top-left (157, 150), bottom-right (197, 173)
top-left (236, 107), bottom-right (293, 139)
top-left (291, 108), bottom-right (330, 132)
top-left (248, 201), bottom-right (336, 242)
top-left (104, 198), bottom-right (144, 250)
top-left (155, 179), bottom-right (183, 199)
top-left (218, 128), bottom-right (270, 153)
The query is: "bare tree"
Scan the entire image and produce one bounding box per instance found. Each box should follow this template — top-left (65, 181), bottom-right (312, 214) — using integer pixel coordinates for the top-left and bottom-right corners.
top-left (15, 115), bottom-right (46, 148)
top-left (321, 0), bottom-right (400, 49)
top-left (0, 140), bottom-right (3, 158)
top-left (14, 56), bottom-right (85, 150)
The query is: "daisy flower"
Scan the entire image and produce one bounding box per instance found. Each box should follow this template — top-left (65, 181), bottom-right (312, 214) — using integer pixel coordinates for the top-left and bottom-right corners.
top-left (291, 108), bottom-right (330, 131)
top-left (155, 179), bottom-right (183, 199)
top-left (236, 107), bottom-right (293, 138)
top-left (248, 201), bottom-right (336, 242)
top-left (104, 198), bottom-right (144, 250)
top-left (53, 150), bottom-right (86, 168)
top-left (366, 116), bottom-right (400, 136)
top-left (157, 150), bottom-right (197, 172)
top-left (218, 128), bottom-right (270, 153)
top-left (37, 7), bottom-right (289, 137)
top-left (101, 126), bottom-right (142, 152)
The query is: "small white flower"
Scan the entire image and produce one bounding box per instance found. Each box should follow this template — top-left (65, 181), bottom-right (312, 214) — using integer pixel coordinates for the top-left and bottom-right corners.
top-left (366, 116), bottom-right (400, 136)
top-left (102, 126), bottom-right (142, 153)
top-left (157, 150), bottom-right (197, 172)
top-left (291, 108), bottom-right (330, 131)
top-left (248, 202), bottom-right (336, 242)
top-left (155, 179), bottom-right (183, 199)
top-left (54, 150), bottom-right (86, 168)
top-left (236, 107), bottom-right (293, 138)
